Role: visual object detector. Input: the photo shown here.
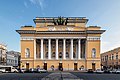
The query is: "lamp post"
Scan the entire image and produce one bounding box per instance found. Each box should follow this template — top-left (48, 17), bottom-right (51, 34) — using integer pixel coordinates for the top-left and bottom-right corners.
top-left (68, 64), bottom-right (69, 71)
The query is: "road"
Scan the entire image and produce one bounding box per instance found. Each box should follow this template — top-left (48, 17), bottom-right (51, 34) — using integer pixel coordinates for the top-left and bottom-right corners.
top-left (0, 72), bottom-right (120, 80)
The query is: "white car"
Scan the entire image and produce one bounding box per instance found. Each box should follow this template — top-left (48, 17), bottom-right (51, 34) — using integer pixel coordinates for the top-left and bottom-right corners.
top-left (110, 69), bottom-right (116, 73)
top-left (116, 69), bottom-right (120, 74)
top-left (95, 69), bottom-right (104, 73)
top-left (0, 68), bottom-right (6, 73)
top-left (37, 69), bottom-right (48, 73)
top-left (11, 68), bottom-right (19, 73)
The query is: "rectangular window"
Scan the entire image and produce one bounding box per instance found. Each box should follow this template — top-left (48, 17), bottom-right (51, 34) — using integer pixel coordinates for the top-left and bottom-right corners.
top-left (116, 55), bottom-right (118, 60)
top-left (112, 54), bottom-right (114, 60)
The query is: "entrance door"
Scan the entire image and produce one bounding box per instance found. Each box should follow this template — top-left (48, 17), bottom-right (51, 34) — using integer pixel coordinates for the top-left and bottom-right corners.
top-left (44, 63), bottom-right (47, 70)
top-left (92, 63), bottom-right (96, 71)
top-left (26, 63), bottom-right (29, 70)
top-left (74, 63), bottom-right (78, 70)
top-left (59, 63), bottom-right (63, 71)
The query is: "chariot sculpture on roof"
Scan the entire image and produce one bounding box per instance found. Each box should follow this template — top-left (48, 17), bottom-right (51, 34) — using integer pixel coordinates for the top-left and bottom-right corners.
top-left (53, 16), bottom-right (68, 25)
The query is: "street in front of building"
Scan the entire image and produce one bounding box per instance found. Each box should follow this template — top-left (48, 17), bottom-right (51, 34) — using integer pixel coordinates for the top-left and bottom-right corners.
top-left (0, 72), bottom-right (120, 80)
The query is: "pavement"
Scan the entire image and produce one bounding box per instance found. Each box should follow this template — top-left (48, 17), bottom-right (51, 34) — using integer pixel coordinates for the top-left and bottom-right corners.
top-left (0, 72), bottom-right (120, 80)
top-left (42, 72), bottom-right (82, 80)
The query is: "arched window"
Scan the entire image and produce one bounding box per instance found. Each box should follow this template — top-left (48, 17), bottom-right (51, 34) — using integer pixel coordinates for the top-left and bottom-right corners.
top-left (73, 52), bottom-right (76, 58)
top-left (92, 48), bottom-right (96, 58)
top-left (66, 52), bottom-right (69, 58)
top-left (45, 52), bottom-right (48, 58)
top-left (59, 52), bottom-right (62, 58)
top-left (25, 48), bottom-right (30, 58)
top-left (52, 52), bottom-right (55, 58)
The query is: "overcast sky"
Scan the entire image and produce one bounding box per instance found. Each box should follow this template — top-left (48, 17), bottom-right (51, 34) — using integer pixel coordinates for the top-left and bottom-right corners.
top-left (0, 0), bottom-right (120, 53)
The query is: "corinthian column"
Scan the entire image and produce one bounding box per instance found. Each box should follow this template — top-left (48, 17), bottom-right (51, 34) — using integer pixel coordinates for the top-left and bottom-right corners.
top-left (71, 39), bottom-right (73, 59)
top-left (56, 39), bottom-right (58, 60)
top-left (48, 39), bottom-right (51, 59)
top-left (63, 39), bottom-right (66, 59)
top-left (41, 39), bottom-right (43, 59)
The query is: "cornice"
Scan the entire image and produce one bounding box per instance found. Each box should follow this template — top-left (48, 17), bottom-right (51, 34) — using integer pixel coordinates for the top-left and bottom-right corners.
top-left (86, 30), bottom-right (106, 34)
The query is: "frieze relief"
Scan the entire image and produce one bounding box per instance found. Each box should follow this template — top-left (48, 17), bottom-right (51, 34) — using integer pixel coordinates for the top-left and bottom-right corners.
top-left (48, 26), bottom-right (74, 31)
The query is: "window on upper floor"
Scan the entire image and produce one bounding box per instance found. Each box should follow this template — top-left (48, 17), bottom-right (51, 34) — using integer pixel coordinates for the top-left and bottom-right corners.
top-left (109, 56), bottom-right (111, 60)
top-left (116, 54), bottom-right (118, 60)
top-left (52, 52), bottom-right (55, 58)
top-left (112, 54), bottom-right (114, 60)
top-left (73, 52), bottom-right (76, 58)
top-left (45, 52), bottom-right (48, 58)
top-left (25, 48), bottom-right (30, 58)
top-left (66, 52), bottom-right (69, 58)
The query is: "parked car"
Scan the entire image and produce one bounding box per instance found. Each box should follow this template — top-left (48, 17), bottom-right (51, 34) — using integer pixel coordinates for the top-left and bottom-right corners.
top-left (19, 68), bottom-right (26, 73)
top-left (11, 67), bottom-right (19, 73)
top-left (0, 66), bottom-right (18, 73)
top-left (110, 69), bottom-right (116, 73)
top-left (95, 69), bottom-right (104, 73)
top-left (104, 69), bottom-right (110, 73)
top-left (29, 68), bottom-right (34, 73)
top-left (116, 69), bottom-right (120, 74)
top-left (37, 68), bottom-right (48, 73)
top-left (87, 69), bottom-right (94, 73)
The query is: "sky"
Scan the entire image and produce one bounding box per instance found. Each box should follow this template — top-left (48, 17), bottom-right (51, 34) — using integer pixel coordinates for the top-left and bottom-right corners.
top-left (0, 0), bottom-right (120, 53)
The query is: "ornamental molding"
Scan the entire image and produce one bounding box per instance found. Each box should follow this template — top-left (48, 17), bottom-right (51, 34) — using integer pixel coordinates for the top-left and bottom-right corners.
top-left (21, 36), bottom-right (86, 40)
top-left (36, 31), bottom-right (85, 34)
top-left (48, 26), bottom-right (74, 31)
top-left (87, 36), bottom-right (100, 40)
top-left (21, 37), bottom-right (34, 40)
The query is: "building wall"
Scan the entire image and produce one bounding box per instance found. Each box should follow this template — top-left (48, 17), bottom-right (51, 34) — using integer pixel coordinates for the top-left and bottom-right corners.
top-left (101, 47), bottom-right (120, 69)
top-left (17, 17), bottom-right (105, 71)
top-left (0, 44), bottom-right (7, 65)
top-left (21, 40), bottom-right (34, 60)
top-left (6, 51), bottom-right (20, 67)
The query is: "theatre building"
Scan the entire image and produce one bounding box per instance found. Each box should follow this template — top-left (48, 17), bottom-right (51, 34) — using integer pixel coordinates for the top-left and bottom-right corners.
top-left (16, 17), bottom-right (105, 71)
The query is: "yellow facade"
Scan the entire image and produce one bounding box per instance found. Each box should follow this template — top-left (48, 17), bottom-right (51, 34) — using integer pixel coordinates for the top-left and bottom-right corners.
top-left (16, 17), bottom-right (105, 71)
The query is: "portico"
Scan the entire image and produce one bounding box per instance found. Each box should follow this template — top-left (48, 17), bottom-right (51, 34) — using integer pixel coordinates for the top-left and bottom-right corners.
top-left (34, 38), bottom-right (83, 60)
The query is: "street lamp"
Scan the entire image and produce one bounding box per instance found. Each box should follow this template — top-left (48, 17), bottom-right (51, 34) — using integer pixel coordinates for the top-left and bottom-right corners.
top-left (68, 64), bottom-right (69, 71)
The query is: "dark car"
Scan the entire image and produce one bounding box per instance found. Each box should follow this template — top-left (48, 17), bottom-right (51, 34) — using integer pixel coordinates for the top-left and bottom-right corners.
top-left (29, 68), bottom-right (38, 73)
top-left (87, 69), bottom-right (94, 73)
top-left (104, 70), bottom-right (110, 73)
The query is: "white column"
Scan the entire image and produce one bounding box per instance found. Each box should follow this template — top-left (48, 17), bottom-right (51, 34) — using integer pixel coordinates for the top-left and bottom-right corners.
top-left (56, 39), bottom-right (58, 60)
top-left (41, 39), bottom-right (43, 59)
top-left (78, 39), bottom-right (81, 59)
top-left (71, 39), bottom-right (73, 59)
top-left (34, 39), bottom-right (36, 59)
top-left (63, 39), bottom-right (66, 59)
top-left (48, 39), bottom-right (51, 59)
